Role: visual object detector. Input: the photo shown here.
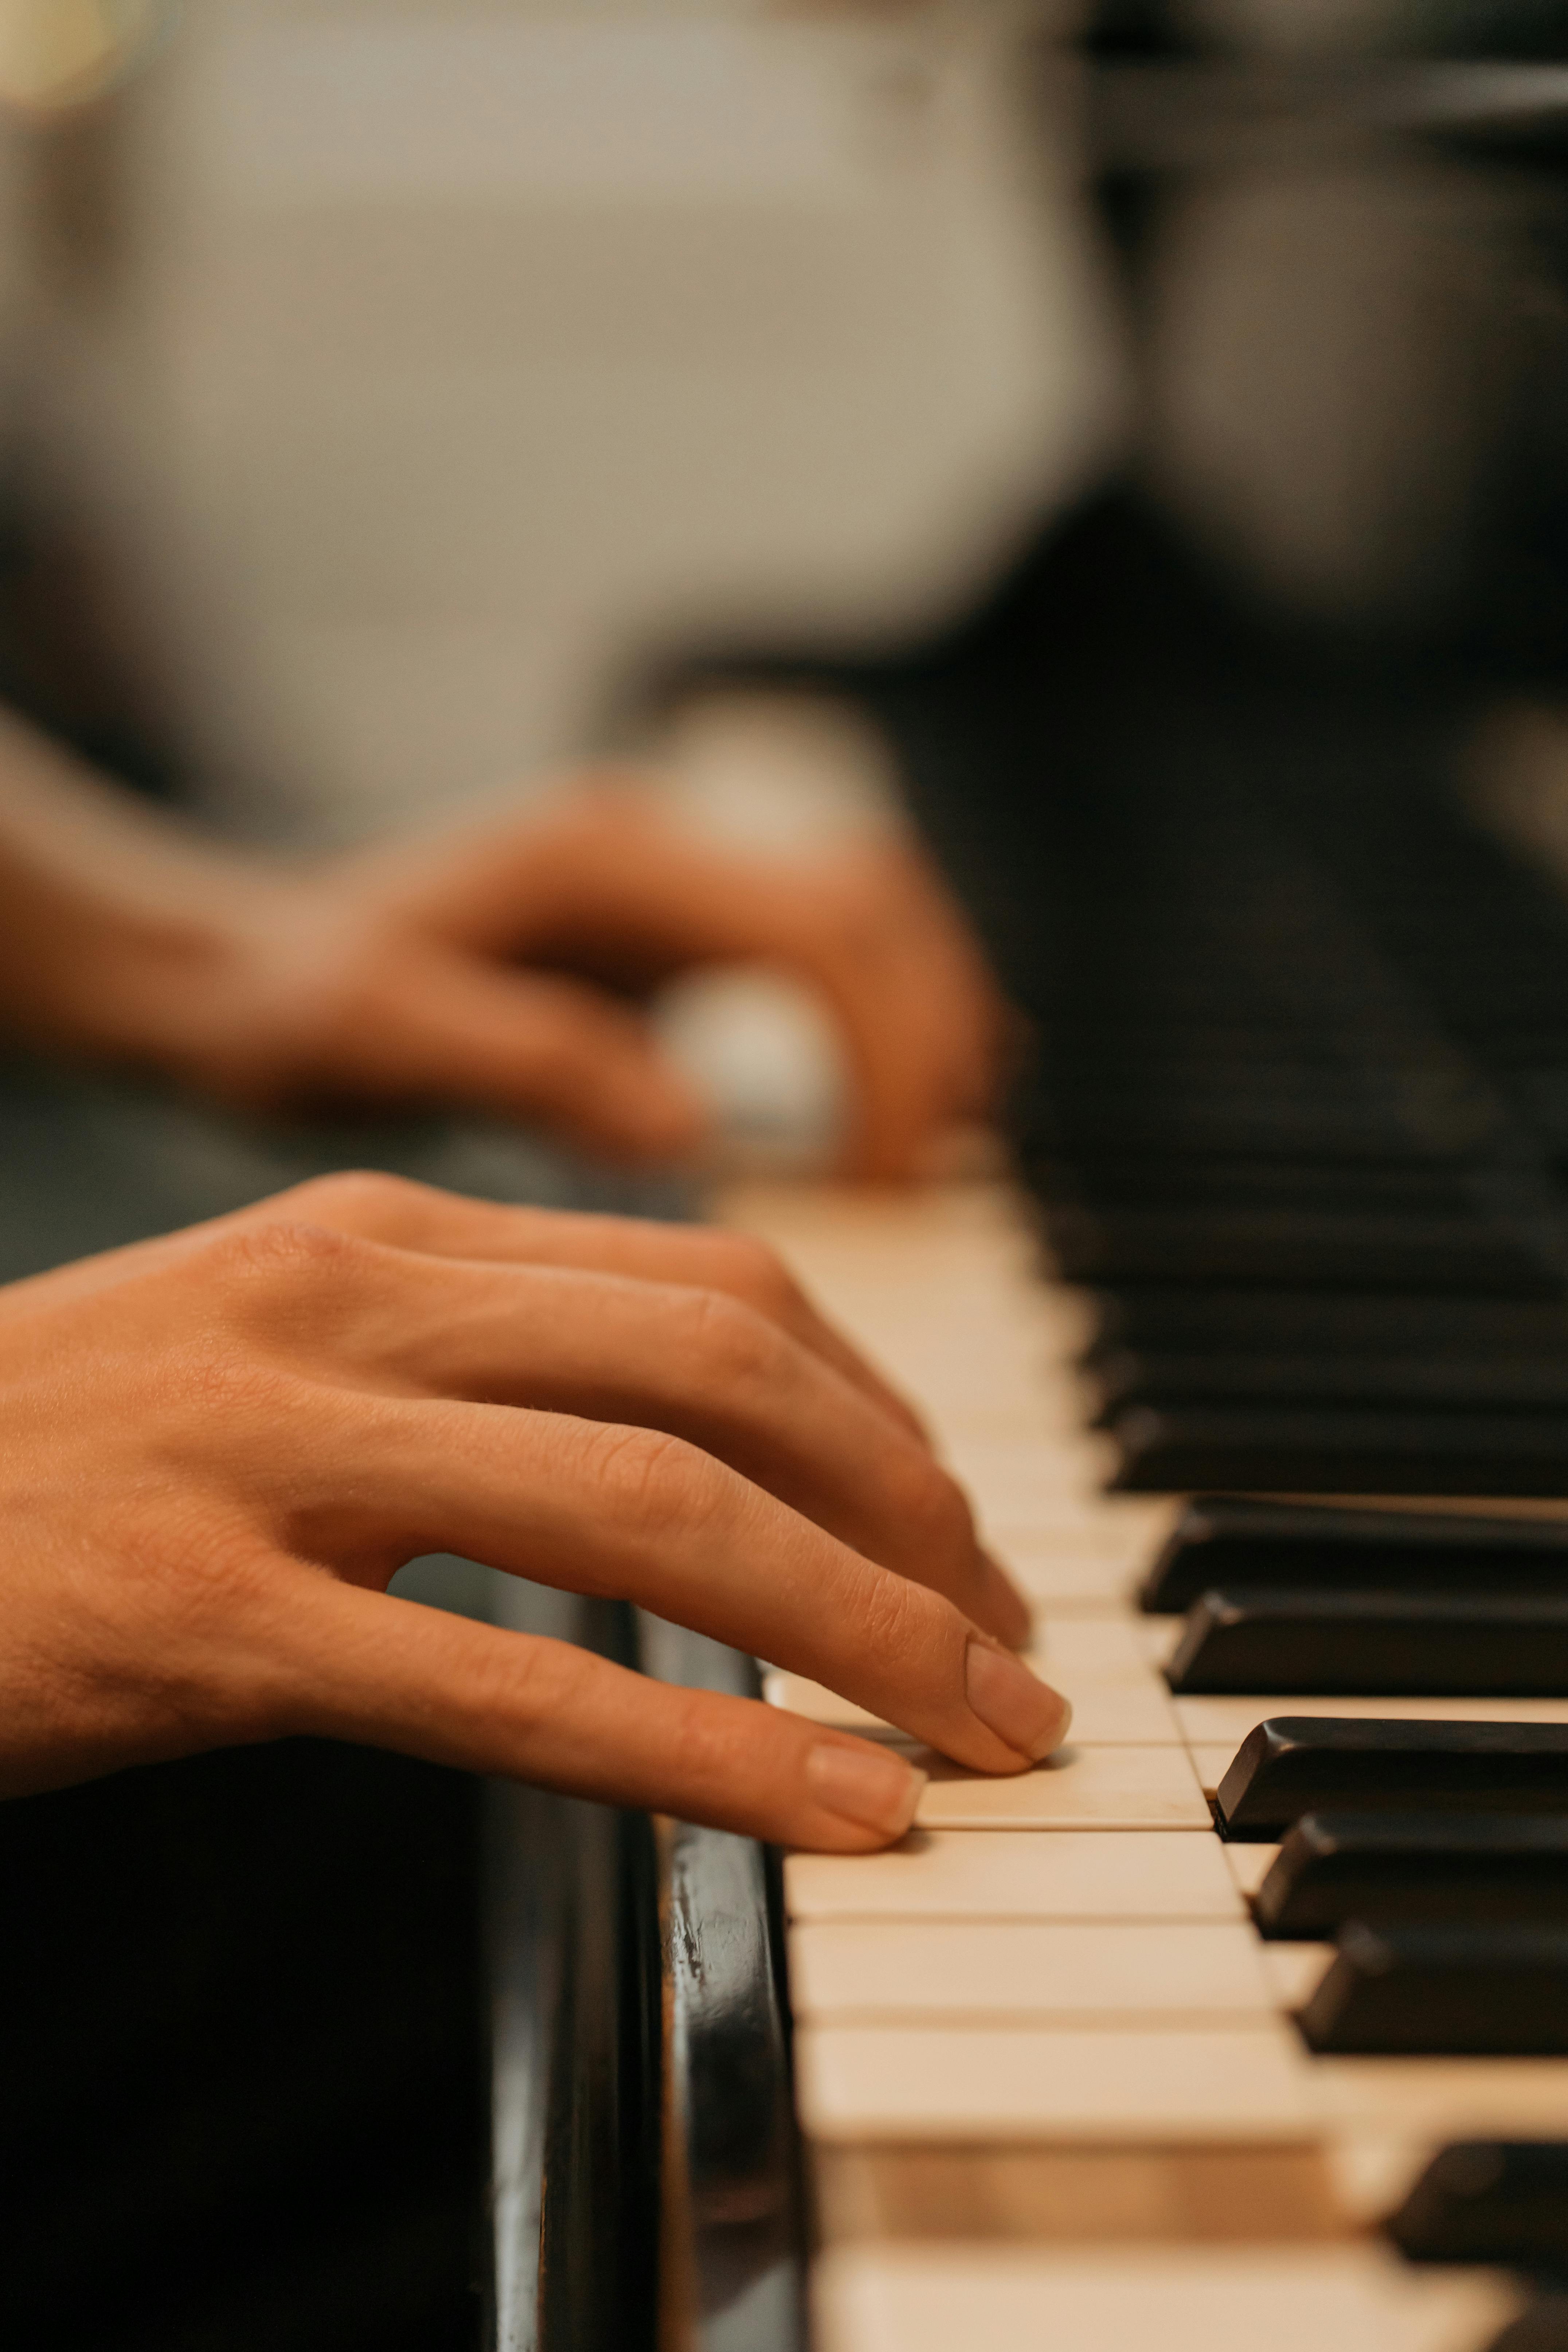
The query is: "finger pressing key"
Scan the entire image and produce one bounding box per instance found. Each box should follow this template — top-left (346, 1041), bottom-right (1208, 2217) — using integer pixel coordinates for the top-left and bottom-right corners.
top-left (267, 1401), bottom-right (1066, 1776)
top-left (266, 1584), bottom-right (933, 1851)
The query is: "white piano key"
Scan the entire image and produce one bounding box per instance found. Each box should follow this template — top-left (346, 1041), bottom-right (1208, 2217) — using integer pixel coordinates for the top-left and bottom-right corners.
top-left (987, 1505), bottom-right (1174, 1558)
top-left (763, 1668), bottom-right (1182, 1747)
top-left (1260, 1944), bottom-right (1333, 2009)
top-left (867, 1325), bottom-right (1077, 1397)
top-left (788, 1920), bottom-right (1279, 2025)
top-left (763, 1671), bottom-right (888, 1733)
top-left (931, 1387), bottom-right (1087, 1439)
top-left (910, 1743), bottom-right (1212, 1831)
top-left (1326, 2134), bottom-right (1447, 2224)
top-left (783, 1829), bottom-right (1247, 1924)
top-left (991, 1538), bottom-right (1140, 1610)
top-left (943, 1435), bottom-right (1128, 1522)
top-left (796, 2021), bottom-right (1313, 2141)
top-left (813, 2246), bottom-right (1518, 2352)
top-left (1053, 1683), bottom-right (1185, 1743)
top-left (1223, 1843), bottom-right (1280, 1899)
top-left (1038, 1616), bottom-right (1178, 1686)
top-left (1175, 1695), bottom-right (1568, 1745)
top-left (1310, 2054), bottom-right (1568, 2137)
top-left (1191, 1745), bottom-right (1250, 1798)
top-left (880, 1336), bottom-right (1078, 1405)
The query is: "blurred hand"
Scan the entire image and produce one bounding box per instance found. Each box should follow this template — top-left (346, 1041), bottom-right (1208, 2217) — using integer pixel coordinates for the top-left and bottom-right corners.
top-left (41, 786), bottom-right (1007, 1175)
top-left (0, 1173), bottom-right (1059, 1845)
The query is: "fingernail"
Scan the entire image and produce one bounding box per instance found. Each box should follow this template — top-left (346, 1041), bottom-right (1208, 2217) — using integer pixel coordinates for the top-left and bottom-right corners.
top-left (965, 1637), bottom-right (1071, 1762)
top-left (806, 1742), bottom-right (927, 1838)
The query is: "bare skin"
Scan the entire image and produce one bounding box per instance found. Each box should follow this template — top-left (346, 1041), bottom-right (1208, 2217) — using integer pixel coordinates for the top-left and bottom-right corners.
top-left (0, 708), bottom-right (1006, 1176)
top-left (0, 1172), bottom-right (1064, 1846)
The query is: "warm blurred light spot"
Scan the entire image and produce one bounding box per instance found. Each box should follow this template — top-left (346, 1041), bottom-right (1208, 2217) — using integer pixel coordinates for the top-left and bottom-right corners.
top-left (0, 0), bottom-right (172, 118)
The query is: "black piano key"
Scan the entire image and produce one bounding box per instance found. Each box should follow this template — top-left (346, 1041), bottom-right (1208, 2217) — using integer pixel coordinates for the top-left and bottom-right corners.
top-left (1481, 2303), bottom-right (1568, 2352)
top-left (1139, 1498), bottom-right (1568, 1615)
top-left (1163, 1590), bottom-right (1568, 1697)
top-left (1387, 2141), bottom-right (1568, 2267)
top-left (1041, 1204), bottom-right (1545, 1293)
top-left (1213, 1719), bottom-right (1568, 1840)
top-left (1251, 1814), bottom-right (1568, 1938)
top-left (1027, 1155), bottom-right (1477, 1214)
top-left (1088, 1347), bottom-right (1568, 1424)
top-left (1296, 1923), bottom-right (1568, 2055)
top-left (1036, 1105), bottom-right (1459, 1160)
top-left (1108, 1403), bottom-right (1568, 1497)
top-left (1084, 1291), bottom-right (1568, 1359)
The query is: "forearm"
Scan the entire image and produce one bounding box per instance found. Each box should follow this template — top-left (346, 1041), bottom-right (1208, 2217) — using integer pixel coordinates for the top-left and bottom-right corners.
top-left (0, 706), bottom-right (278, 1061)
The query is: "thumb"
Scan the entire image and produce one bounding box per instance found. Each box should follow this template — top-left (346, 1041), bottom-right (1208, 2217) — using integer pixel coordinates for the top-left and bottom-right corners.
top-left (359, 947), bottom-right (709, 1162)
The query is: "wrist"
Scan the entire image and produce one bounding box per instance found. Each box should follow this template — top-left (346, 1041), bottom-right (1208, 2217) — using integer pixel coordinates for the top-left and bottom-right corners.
top-left (0, 854), bottom-right (290, 1076)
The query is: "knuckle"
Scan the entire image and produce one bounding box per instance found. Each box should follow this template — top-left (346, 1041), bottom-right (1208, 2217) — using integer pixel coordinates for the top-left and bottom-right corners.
top-left (662, 1683), bottom-right (758, 1785)
top-left (278, 1169), bottom-right (421, 1233)
top-left (107, 1499), bottom-right (279, 1646)
top-left (169, 1338), bottom-right (301, 1427)
top-left (699, 1232), bottom-right (804, 1325)
top-left (848, 1556), bottom-right (952, 1667)
top-left (169, 1222), bottom-right (388, 1370)
top-left (586, 1422), bottom-right (722, 1536)
top-left (679, 1287), bottom-right (785, 1392)
top-left (197, 1216), bottom-right (368, 1295)
top-left (462, 1622), bottom-right (592, 1729)
top-left (128, 1316), bottom-right (318, 1455)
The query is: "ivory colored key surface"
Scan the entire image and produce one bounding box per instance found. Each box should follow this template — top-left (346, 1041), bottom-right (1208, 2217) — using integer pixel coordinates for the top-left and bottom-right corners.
top-left (993, 1535), bottom-right (1147, 1609)
top-left (1037, 1615), bottom-right (1177, 1685)
top-left (1223, 1843), bottom-right (1281, 1899)
top-left (783, 1830), bottom-right (1245, 1923)
top-left (1194, 1744), bottom-right (1252, 1797)
top-left (788, 1920), bottom-right (1277, 2024)
top-left (910, 1742), bottom-right (1211, 1830)
top-left (813, 2247), bottom-right (1519, 2352)
top-left (943, 1435), bottom-right (1157, 1527)
top-left (796, 2022), bottom-right (1312, 2142)
top-left (1309, 2055), bottom-right (1568, 2137)
top-left (1036, 1681), bottom-right (1181, 1743)
top-left (724, 1176), bottom-right (1568, 2332)
top-left (765, 1667), bottom-right (1182, 1746)
top-left (988, 1504), bottom-right (1179, 1557)
top-left (1260, 1943), bottom-right (1335, 2008)
top-left (768, 1620), bottom-right (1171, 1700)
top-left (763, 1674), bottom-right (888, 1733)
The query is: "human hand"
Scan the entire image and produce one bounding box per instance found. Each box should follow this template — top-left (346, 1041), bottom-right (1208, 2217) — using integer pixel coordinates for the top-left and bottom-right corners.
top-left (121, 788), bottom-right (1009, 1175)
top-left (0, 1173), bottom-right (1060, 1847)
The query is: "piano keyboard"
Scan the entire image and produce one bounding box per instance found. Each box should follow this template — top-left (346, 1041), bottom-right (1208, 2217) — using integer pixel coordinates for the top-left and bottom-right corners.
top-left (718, 1175), bottom-right (1568, 2352)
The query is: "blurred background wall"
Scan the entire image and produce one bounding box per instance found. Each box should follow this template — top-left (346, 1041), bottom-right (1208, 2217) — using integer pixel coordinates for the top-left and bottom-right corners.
top-left (0, 0), bottom-right (1123, 848)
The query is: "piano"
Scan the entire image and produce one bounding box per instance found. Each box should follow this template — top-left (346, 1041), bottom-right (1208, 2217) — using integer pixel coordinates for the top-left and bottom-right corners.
top-left (506, 7), bottom-right (1568, 2349)
top-left (16, 7), bottom-right (1568, 2349)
